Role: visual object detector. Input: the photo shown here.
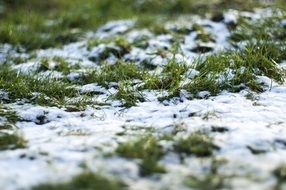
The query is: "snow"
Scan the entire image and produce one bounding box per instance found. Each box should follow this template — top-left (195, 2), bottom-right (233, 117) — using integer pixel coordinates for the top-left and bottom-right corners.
top-left (2, 84), bottom-right (285, 189)
top-left (1, 8), bottom-right (286, 190)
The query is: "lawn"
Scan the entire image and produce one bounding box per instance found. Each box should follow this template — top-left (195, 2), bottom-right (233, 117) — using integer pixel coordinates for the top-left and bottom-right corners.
top-left (1, 0), bottom-right (286, 190)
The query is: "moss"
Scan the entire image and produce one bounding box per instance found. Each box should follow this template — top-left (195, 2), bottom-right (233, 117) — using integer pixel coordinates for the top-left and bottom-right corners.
top-left (174, 132), bottom-right (219, 157)
top-left (116, 135), bottom-right (166, 176)
top-left (32, 172), bottom-right (126, 190)
top-left (0, 132), bottom-right (26, 150)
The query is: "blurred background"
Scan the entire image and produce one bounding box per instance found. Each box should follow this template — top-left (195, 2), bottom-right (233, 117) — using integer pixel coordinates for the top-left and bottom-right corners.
top-left (0, 0), bottom-right (285, 50)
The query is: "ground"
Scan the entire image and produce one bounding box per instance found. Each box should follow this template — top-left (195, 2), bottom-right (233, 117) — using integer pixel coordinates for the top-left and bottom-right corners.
top-left (1, 0), bottom-right (286, 190)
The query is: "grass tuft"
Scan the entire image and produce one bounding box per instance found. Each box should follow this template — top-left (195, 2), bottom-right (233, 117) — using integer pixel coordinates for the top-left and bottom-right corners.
top-left (38, 57), bottom-right (80, 75)
top-left (116, 135), bottom-right (166, 176)
top-left (32, 172), bottom-right (126, 190)
top-left (0, 104), bottom-right (19, 124)
top-left (174, 132), bottom-right (219, 157)
top-left (273, 165), bottom-right (286, 190)
top-left (0, 132), bottom-right (26, 150)
top-left (143, 58), bottom-right (188, 100)
top-left (185, 159), bottom-right (229, 190)
top-left (113, 81), bottom-right (144, 108)
top-left (185, 42), bottom-right (285, 97)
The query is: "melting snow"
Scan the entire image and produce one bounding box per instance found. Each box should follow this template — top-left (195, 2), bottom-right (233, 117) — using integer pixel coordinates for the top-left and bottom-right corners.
top-left (0, 8), bottom-right (286, 190)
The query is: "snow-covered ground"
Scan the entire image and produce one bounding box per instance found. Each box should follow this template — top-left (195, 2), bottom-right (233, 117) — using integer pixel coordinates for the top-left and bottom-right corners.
top-left (0, 8), bottom-right (286, 190)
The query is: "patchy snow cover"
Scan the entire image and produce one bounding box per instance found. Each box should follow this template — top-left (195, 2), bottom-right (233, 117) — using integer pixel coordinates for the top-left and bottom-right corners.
top-left (1, 8), bottom-right (286, 190)
top-left (0, 85), bottom-right (285, 190)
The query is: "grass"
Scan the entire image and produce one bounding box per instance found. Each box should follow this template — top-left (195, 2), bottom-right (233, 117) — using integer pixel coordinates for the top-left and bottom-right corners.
top-left (0, 104), bottom-right (19, 130)
top-left (174, 132), bottom-right (219, 157)
top-left (113, 81), bottom-right (144, 108)
top-left (180, 14), bottom-right (286, 98)
top-left (0, 66), bottom-right (79, 106)
top-left (143, 58), bottom-right (188, 100)
top-left (38, 56), bottom-right (80, 75)
top-left (3, 54), bottom-right (33, 65)
top-left (1, 0), bottom-right (281, 51)
top-left (193, 24), bottom-right (216, 43)
top-left (88, 36), bottom-right (131, 53)
top-left (32, 172), bottom-right (126, 190)
top-left (229, 15), bottom-right (286, 44)
top-left (77, 33), bottom-right (285, 103)
top-left (202, 111), bottom-right (219, 120)
top-left (0, 124), bottom-right (15, 130)
top-left (185, 159), bottom-right (229, 190)
top-left (144, 58), bottom-right (187, 90)
top-left (116, 135), bottom-right (166, 176)
top-left (1, 2), bottom-right (286, 105)
top-left (0, 102), bottom-right (25, 150)
top-left (135, 16), bottom-right (169, 35)
top-left (1, 0), bottom-right (104, 51)
top-left (1, 1), bottom-right (286, 189)
top-left (88, 45), bottom-right (130, 63)
top-left (184, 42), bottom-right (285, 97)
top-left (0, 104), bottom-right (19, 124)
top-left (78, 62), bottom-right (145, 87)
top-left (76, 62), bottom-right (147, 107)
top-left (0, 132), bottom-right (26, 150)
top-left (81, 12), bottom-right (286, 102)
top-left (273, 165), bottom-right (286, 190)
top-left (115, 132), bottom-right (220, 175)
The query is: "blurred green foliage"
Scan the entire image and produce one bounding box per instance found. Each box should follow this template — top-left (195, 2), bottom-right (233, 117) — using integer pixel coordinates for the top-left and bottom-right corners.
top-left (0, 0), bottom-right (285, 50)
